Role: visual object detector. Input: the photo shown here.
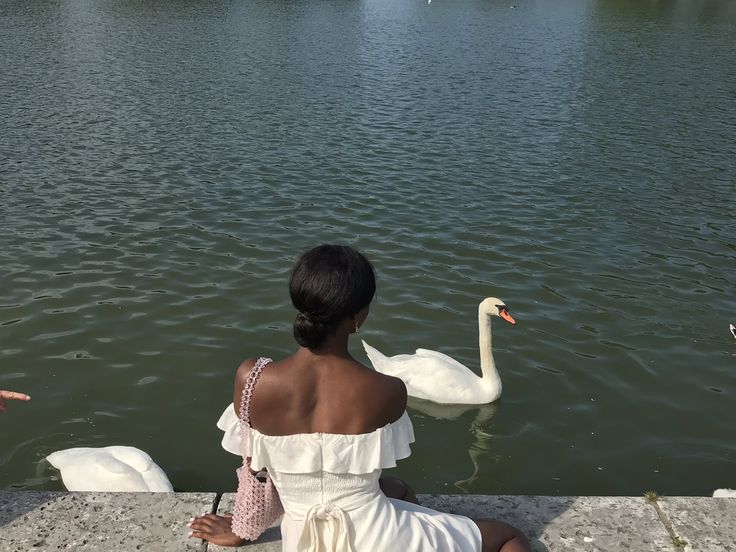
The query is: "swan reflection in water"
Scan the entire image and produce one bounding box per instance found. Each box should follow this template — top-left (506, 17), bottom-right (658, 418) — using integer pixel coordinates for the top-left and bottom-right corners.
top-left (406, 397), bottom-right (498, 493)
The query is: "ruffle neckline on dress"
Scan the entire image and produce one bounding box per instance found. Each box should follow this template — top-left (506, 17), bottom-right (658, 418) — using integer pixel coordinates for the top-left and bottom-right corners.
top-left (250, 411), bottom-right (415, 473)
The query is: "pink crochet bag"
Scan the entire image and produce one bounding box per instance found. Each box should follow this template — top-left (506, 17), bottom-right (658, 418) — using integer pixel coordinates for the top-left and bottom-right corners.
top-left (231, 357), bottom-right (284, 540)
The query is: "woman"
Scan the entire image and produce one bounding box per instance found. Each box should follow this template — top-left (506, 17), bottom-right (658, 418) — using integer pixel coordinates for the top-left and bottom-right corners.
top-left (189, 245), bottom-right (530, 552)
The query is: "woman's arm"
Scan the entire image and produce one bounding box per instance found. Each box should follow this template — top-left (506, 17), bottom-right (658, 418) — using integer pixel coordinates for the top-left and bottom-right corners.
top-left (376, 374), bottom-right (408, 426)
top-left (232, 358), bottom-right (258, 417)
top-left (379, 475), bottom-right (418, 504)
top-left (187, 359), bottom-right (260, 547)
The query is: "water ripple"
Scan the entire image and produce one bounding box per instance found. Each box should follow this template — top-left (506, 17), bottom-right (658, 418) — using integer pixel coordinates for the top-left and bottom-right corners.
top-left (1, 0), bottom-right (735, 496)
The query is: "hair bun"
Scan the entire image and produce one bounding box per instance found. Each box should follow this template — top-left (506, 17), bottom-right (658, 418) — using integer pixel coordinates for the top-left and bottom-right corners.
top-left (290, 244), bottom-right (376, 350)
top-left (293, 311), bottom-right (328, 349)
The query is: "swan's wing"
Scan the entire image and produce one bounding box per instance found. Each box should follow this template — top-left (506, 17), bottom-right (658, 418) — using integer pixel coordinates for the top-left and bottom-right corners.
top-left (414, 348), bottom-right (477, 375)
top-left (47, 447), bottom-right (166, 492)
top-left (107, 446), bottom-right (154, 473)
top-left (108, 446), bottom-right (173, 492)
top-left (373, 349), bottom-right (473, 378)
top-left (372, 347), bottom-right (483, 402)
top-left (364, 341), bottom-right (473, 377)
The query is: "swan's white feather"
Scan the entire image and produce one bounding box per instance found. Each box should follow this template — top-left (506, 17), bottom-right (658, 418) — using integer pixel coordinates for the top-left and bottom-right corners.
top-left (361, 297), bottom-right (513, 405)
top-left (363, 340), bottom-right (495, 404)
top-left (47, 446), bottom-right (173, 492)
top-left (414, 348), bottom-right (476, 372)
top-left (713, 488), bottom-right (736, 497)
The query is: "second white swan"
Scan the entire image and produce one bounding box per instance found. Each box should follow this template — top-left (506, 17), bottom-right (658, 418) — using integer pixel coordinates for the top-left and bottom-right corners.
top-left (46, 446), bottom-right (173, 492)
top-left (362, 297), bottom-right (516, 405)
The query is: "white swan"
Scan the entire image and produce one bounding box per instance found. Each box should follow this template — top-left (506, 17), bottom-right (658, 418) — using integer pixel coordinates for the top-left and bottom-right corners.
top-left (46, 445), bottom-right (173, 492)
top-left (713, 489), bottom-right (736, 497)
top-left (362, 297), bottom-right (516, 405)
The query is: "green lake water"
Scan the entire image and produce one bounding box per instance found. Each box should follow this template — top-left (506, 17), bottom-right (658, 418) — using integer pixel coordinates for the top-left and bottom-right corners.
top-left (1, 0), bottom-right (735, 497)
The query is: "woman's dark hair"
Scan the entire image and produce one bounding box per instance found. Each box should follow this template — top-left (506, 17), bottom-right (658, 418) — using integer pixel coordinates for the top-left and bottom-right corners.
top-left (289, 245), bottom-right (376, 350)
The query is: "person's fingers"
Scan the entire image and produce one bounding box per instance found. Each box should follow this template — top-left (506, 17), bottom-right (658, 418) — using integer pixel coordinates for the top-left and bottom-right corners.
top-left (0, 391), bottom-right (31, 401)
top-left (189, 515), bottom-right (227, 533)
top-left (187, 515), bottom-right (241, 546)
top-left (191, 515), bottom-right (215, 525)
top-left (188, 517), bottom-right (220, 540)
top-left (189, 518), bottom-right (215, 531)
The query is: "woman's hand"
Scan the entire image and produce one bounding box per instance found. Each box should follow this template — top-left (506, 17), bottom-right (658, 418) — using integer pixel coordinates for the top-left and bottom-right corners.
top-left (188, 513), bottom-right (245, 547)
top-left (0, 390), bottom-right (31, 413)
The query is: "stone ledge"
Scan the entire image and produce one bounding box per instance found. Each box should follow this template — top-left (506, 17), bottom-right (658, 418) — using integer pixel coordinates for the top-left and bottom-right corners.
top-left (0, 491), bottom-right (215, 552)
top-left (1, 492), bottom-right (734, 551)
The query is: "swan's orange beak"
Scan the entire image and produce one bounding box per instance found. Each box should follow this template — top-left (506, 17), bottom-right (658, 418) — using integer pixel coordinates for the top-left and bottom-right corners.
top-left (499, 309), bottom-right (516, 325)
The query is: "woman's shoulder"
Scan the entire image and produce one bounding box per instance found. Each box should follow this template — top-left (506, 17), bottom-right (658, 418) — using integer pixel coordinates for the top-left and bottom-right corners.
top-left (369, 368), bottom-right (407, 401)
top-left (355, 365), bottom-right (407, 426)
top-left (234, 357), bottom-right (259, 384)
top-left (234, 354), bottom-right (407, 430)
top-left (234, 357), bottom-right (259, 380)
top-left (232, 357), bottom-right (266, 407)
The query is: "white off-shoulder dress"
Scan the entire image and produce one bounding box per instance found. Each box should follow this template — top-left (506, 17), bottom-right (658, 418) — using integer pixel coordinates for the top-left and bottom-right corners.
top-left (247, 409), bottom-right (482, 552)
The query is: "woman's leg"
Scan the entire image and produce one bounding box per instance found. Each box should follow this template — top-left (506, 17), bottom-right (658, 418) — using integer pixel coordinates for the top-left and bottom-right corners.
top-left (473, 519), bottom-right (531, 552)
top-left (379, 477), bottom-right (529, 551)
top-left (379, 475), bottom-right (419, 504)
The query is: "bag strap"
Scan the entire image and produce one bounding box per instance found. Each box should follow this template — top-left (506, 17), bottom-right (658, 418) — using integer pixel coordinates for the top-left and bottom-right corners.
top-left (239, 357), bottom-right (272, 428)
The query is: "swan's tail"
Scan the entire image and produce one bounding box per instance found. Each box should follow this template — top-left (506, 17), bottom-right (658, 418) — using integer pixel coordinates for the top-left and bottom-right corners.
top-left (362, 340), bottom-right (388, 371)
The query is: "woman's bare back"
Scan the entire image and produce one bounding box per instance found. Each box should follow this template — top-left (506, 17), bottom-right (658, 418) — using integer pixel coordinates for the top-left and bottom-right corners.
top-left (233, 349), bottom-right (407, 436)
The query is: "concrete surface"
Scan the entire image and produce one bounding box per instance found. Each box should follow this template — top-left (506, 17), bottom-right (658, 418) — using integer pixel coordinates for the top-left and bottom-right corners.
top-left (657, 496), bottom-right (736, 552)
top-left (208, 493), bottom-right (281, 552)
top-left (1, 492), bottom-right (734, 551)
top-left (0, 491), bottom-right (215, 552)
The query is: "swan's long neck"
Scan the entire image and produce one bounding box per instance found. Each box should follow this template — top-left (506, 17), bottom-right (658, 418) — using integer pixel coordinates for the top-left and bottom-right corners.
top-left (478, 307), bottom-right (501, 390)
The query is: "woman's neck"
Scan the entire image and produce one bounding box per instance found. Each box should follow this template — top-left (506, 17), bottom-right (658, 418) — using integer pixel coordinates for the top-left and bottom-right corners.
top-left (295, 315), bottom-right (359, 359)
top-left (301, 334), bottom-right (352, 359)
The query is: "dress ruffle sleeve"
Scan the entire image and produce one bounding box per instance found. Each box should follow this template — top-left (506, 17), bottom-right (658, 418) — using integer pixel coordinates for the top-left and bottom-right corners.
top-left (250, 411), bottom-right (415, 474)
top-left (216, 403), bottom-right (249, 456)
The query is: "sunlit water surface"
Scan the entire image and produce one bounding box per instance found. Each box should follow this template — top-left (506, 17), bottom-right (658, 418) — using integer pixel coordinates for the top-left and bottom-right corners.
top-left (1, 0), bottom-right (735, 496)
